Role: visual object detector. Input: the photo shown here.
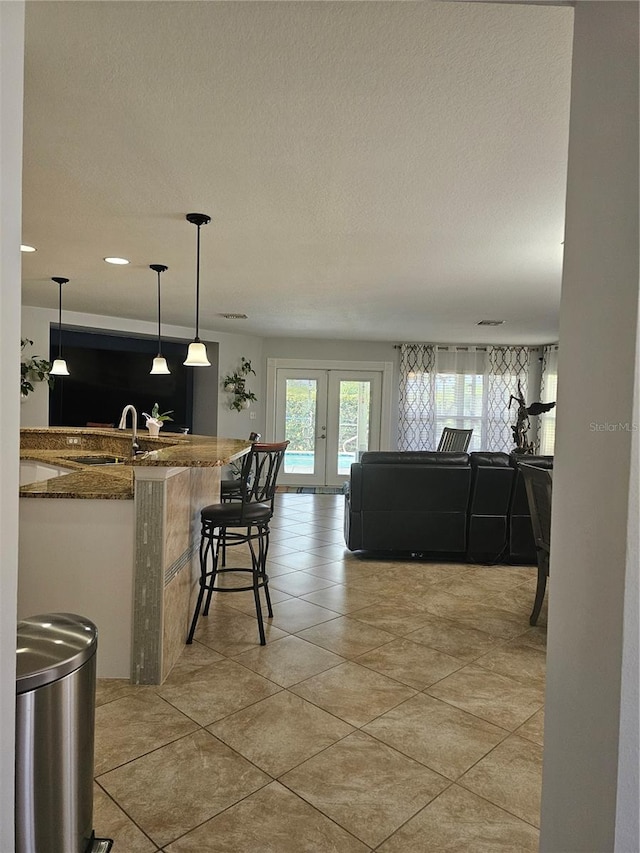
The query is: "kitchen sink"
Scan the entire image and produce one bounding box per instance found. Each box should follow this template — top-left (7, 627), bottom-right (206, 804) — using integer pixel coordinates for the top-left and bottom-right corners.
top-left (74, 455), bottom-right (124, 465)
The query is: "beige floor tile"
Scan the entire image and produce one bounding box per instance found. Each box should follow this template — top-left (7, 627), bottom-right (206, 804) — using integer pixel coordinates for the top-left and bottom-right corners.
top-left (364, 693), bottom-right (508, 779)
top-left (262, 559), bottom-right (297, 576)
top-left (405, 614), bottom-right (499, 661)
top-left (453, 564), bottom-right (535, 589)
top-left (93, 784), bottom-right (158, 852)
top-left (309, 528), bottom-right (349, 544)
top-left (208, 690), bottom-right (353, 776)
top-left (426, 664), bottom-right (545, 730)
top-left (164, 782), bottom-right (370, 852)
top-left (99, 729), bottom-right (270, 848)
top-left (269, 550), bottom-right (333, 570)
top-left (193, 606), bottom-right (288, 655)
top-left (94, 692), bottom-right (198, 775)
top-left (475, 639), bottom-right (547, 687)
top-left (296, 616), bottom-right (397, 658)
top-left (423, 594), bottom-right (531, 640)
top-left (300, 583), bottom-right (383, 613)
top-left (262, 542), bottom-right (297, 558)
top-left (348, 601), bottom-right (432, 635)
top-left (157, 658), bottom-right (281, 725)
top-left (377, 783), bottom-right (539, 853)
top-left (308, 543), bottom-right (352, 560)
top-left (355, 638), bottom-right (464, 689)
top-left (516, 708), bottom-right (545, 746)
top-left (232, 635), bottom-right (344, 687)
top-left (270, 571), bottom-right (337, 596)
top-left (487, 585), bottom-right (543, 619)
top-left (96, 678), bottom-right (149, 707)
top-left (268, 597), bottom-right (341, 632)
top-left (211, 585), bottom-right (291, 616)
top-left (384, 562), bottom-right (464, 588)
top-left (517, 625), bottom-right (548, 651)
top-left (303, 562), bottom-right (356, 582)
top-left (159, 641), bottom-right (225, 686)
top-left (280, 730), bottom-right (447, 848)
top-left (460, 735), bottom-right (543, 827)
top-left (290, 661), bottom-right (415, 727)
top-left (347, 573), bottom-right (413, 597)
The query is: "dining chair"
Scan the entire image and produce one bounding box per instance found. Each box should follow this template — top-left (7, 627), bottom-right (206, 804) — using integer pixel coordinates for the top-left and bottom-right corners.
top-left (437, 427), bottom-right (473, 452)
top-left (520, 463), bottom-right (553, 625)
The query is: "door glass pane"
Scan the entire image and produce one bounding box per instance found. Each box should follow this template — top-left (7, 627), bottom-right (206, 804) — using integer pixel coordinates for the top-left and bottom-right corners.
top-left (337, 380), bottom-right (371, 475)
top-left (284, 379), bottom-right (317, 474)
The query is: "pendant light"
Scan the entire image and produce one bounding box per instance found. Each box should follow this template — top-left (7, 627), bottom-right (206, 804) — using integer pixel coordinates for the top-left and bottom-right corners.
top-left (149, 264), bottom-right (170, 374)
top-left (49, 276), bottom-right (70, 376)
top-left (183, 212), bottom-right (212, 367)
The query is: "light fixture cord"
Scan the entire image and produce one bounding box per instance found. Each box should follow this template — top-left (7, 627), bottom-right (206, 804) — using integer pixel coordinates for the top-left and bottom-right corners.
top-left (157, 269), bottom-right (162, 354)
top-left (57, 282), bottom-right (63, 359)
top-left (195, 222), bottom-right (201, 341)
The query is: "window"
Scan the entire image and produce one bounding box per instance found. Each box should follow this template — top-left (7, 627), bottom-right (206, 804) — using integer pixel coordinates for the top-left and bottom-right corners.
top-left (399, 344), bottom-right (531, 452)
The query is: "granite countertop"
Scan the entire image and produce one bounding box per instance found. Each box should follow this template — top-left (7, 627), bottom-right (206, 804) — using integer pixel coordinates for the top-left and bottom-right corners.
top-left (20, 428), bottom-right (251, 499)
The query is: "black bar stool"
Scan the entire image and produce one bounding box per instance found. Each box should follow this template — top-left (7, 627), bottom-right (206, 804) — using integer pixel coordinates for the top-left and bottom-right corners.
top-left (220, 432), bottom-right (261, 503)
top-left (187, 440), bottom-right (289, 646)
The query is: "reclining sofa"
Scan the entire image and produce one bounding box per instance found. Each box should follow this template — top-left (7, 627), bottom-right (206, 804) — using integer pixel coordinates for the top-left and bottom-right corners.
top-left (344, 450), bottom-right (552, 563)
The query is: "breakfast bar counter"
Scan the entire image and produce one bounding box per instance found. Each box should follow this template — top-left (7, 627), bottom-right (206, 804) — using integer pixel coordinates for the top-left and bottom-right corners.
top-left (19, 428), bottom-right (252, 684)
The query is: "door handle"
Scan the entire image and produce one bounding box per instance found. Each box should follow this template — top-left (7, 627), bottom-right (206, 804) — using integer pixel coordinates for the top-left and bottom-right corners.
top-left (318, 434), bottom-right (326, 440)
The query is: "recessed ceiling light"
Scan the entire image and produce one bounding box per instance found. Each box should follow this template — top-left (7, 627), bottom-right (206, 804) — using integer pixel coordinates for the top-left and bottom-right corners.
top-left (20, 244), bottom-right (37, 253)
top-left (220, 313), bottom-right (248, 320)
top-left (477, 320), bottom-right (505, 326)
top-left (104, 257), bottom-right (130, 265)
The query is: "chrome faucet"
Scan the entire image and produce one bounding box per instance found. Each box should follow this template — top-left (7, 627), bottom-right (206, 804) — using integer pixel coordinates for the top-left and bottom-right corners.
top-left (118, 404), bottom-right (140, 455)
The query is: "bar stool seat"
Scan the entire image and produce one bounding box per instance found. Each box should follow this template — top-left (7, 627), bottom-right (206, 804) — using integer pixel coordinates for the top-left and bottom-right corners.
top-left (187, 440), bottom-right (289, 646)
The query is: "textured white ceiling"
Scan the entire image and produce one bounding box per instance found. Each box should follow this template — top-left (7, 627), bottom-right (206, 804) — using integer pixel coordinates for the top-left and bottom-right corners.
top-left (21, 1), bottom-right (573, 344)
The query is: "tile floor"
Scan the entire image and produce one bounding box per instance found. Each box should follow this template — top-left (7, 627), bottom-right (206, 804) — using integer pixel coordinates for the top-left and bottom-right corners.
top-left (94, 493), bottom-right (547, 852)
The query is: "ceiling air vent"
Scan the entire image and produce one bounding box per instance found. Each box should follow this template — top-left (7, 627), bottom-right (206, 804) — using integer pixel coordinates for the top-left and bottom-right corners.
top-left (219, 313), bottom-right (248, 320)
top-left (477, 320), bottom-right (505, 326)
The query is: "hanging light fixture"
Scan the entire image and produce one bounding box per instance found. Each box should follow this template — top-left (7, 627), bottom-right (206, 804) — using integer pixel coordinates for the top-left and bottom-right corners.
top-left (149, 264), bottom-right (170, 375)
top-left (183, 212), bottom-right (212, 367)
top-left (49, 276), bottom-right (70, 376)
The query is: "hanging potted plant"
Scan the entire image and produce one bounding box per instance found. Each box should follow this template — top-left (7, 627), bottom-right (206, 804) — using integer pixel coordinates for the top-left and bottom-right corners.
top-left (222, 357), bottom-right (258, 411)
top-left (20, 338), bottom-right (54, 399)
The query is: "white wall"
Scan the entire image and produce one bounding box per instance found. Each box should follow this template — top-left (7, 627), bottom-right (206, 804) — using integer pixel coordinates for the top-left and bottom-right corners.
top-left (540, 3), bottom-right (639, 851)
top-left (0, 4), bottom-right (24, 848)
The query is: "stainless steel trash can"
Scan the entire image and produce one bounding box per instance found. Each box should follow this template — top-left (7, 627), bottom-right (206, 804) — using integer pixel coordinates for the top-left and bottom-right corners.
top-left (16, 613), bottom-right (98, 853)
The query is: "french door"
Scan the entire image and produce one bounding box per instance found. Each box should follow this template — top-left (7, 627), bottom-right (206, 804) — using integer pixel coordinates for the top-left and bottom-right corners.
top-left (274, 369), bottom-right (382, 486)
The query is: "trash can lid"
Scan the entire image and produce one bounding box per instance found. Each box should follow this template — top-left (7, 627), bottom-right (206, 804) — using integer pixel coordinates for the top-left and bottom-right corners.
top-left (16, 613), bottom-right (98, 694)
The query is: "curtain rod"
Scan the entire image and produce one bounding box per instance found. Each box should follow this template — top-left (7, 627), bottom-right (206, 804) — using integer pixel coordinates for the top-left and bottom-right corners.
top-left (393, 344), bottom-right (552, 351)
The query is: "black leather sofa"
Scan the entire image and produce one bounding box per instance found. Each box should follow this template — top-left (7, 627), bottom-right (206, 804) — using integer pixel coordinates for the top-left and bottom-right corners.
top-left (344, 450), bottom-right (553, 563)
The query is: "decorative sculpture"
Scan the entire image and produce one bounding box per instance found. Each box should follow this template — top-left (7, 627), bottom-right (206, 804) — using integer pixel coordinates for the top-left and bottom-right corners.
top-left (509, 379), bottom-right (556, 454)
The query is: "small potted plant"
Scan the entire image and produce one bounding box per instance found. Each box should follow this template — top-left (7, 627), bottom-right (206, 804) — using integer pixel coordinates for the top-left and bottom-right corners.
top-left (142, 402), bottom-right (173, 437)
top-left (20, 338), bottom-right (54, 399)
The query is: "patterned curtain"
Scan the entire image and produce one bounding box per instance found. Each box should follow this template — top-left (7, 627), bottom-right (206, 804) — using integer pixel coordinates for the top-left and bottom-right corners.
top-left (486, 346), bottom-right (531, 452)
top-left (538, 344), bottom-right (559, 454)
top-left (398, 344), bottom-right (435, 450)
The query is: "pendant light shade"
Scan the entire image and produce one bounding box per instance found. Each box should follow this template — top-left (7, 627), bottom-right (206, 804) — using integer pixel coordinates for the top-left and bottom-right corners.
top-left (151, 356), bottom-right (170, 375)
top-left (49, 277), bottom-right (70, 376)
top-left (184, 341), bottom-right (210, 366)
top-left (149, 264), bottom-right (170, 375)
top-left (184, 212), bottom-right (211, 367)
